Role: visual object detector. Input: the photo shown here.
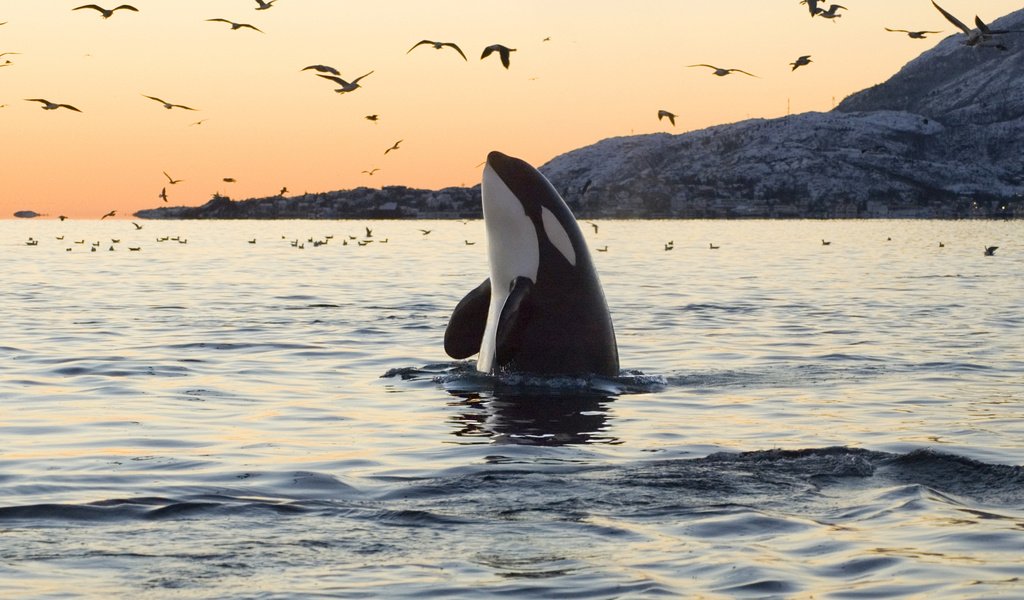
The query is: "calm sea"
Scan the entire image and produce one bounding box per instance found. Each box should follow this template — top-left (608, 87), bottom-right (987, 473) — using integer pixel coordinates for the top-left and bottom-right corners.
top-left (1, 219), bottom-right (1022, 598)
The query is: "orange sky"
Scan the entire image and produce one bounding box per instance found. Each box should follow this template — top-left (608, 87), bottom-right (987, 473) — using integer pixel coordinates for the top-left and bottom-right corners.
top-left (1, 1), bottom-right (1020, 218)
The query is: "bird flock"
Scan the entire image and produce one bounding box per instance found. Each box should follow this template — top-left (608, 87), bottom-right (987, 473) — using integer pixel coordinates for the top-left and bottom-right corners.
top-left (2, 2), bottom-right (1020, 220)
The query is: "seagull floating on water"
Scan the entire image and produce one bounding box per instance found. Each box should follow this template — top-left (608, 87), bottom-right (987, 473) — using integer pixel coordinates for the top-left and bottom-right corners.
top-left (25, 98), bottom-right (81, 112)
top-left (481, 44), bottom-right (516, 69)
top-left (407, 40), bottom-right (467, 61)
top-left (143, 95), bottom-right (197, 111)
top-left (657, 110), bottom-right (677, 126)
top-left (317, 72), bottom-right (373, 94)
top-left (885, 27), bottom-right (943, 39)
top-left (790, 55), bottom-right (812, 70)
top-left (73, 4), bottom-right (138, 19)
top-left (207, 18), bottom-right (263, 33)
top-left (688, 64), bottom-right (758, 77)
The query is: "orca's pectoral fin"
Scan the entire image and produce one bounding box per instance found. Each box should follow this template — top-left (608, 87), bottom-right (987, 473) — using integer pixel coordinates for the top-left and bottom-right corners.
top-left (495, 276), bottom-right (534, 366)
top-left (444, 278), bottom-right (491, 359)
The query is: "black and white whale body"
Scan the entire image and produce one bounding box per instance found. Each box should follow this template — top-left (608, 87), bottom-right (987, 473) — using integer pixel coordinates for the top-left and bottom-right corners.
top-left (444, 151), bottom-right (619, 377)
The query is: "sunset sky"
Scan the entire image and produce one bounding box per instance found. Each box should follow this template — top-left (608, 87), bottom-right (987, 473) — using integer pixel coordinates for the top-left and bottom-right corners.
top-left (2, 1), bottom-right (1020, 219)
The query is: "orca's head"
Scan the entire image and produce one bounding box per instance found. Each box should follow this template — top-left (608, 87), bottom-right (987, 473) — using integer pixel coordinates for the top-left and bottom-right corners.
top-left (481, 151), bottom-right (582, 288)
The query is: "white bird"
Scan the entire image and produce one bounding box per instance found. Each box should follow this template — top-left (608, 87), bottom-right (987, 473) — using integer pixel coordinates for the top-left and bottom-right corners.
top-left (931, 1), bottom-right (1016, 49)
top-left (73, 4), bottom-right (138, 19)
top-left (407, 40), bottom-right (467, 61)
top-left (142, 95), bottom-right (197, 110)
top-left (688, 64), bottom-right (758, 77)
top-left (480, 44), bottom-right (516, 69)
top-left (817, 4), bottom-right (847, 19)
top-left (207, 18), bottom-right (263, 33)
top-left (316, 71), bottom-right (373, 94)
top-left (25, 98), bottom-right (82, 112)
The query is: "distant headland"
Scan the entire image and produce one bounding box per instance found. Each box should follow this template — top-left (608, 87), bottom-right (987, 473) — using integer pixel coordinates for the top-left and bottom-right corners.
top-left (136, 9), bottom-right (1024, 221)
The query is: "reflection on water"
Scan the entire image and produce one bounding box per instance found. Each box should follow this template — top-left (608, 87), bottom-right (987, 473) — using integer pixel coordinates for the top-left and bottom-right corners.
top-left (447, 392), bottom-right (618, 445)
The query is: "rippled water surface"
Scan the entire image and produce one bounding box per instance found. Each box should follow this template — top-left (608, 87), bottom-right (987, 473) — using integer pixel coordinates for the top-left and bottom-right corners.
top-left (2, 219), bottom-right (1022, 598)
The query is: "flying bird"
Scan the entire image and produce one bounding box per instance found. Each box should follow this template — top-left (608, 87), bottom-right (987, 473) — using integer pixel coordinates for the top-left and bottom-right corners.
top-left (254, 0), bottom-right (278, 9)
top-left (163, 171), bottom-right (183, 184)
top-left (800, 0), bottom-right (822, 17)
top-left (790, 55), bottom-right (812, 70)
top-left (302, 64), bottom-right (340, 75)
top-left (189, 119), bottom-right (208, 126)
top-left (316, 71), bottom-right (373, 94)
top-left (279, 187), bottom-right (288, 195)
top-left (223, 177), bottom-right (236, 183)
top-left (657, 110), bottom-right (677, 126)
top-left (73, 4), bottom-right (138, 19)
top-left (984, 245), bottom-right (998, 256)
top-left (384, 140), bottom-right (402, 155)
top-left (206, 18), bottom-right (263, 33)
top-left (884, 27), bottom-right (943, 39)
top-left (407, 40), bottom-right (467, 61)
top-left (142, 95), bottom-right (197, 110)
top-left (931, 1), bottom-right (1015, 48)
top-left (362, 168), bottom-right (380, 175)
top-left (688, 64), bottom-right (758, 77)
top-left (159, 187), bottom-right (168, 202)
top-left (101, 210), bottom-right (116, 219)
top-left (365, 114), bottom-right (379, 123)
top-left (817, 4), bottom-right (847, 20)
top-left (480, 44), bottom-right (516, 69)
top-left (25, 98), bottom-right (82, 112)
top-left (132, 222), bottom-right (143, 230)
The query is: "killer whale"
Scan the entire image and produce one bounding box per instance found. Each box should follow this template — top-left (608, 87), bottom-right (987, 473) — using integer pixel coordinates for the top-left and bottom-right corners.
top-left (444, 151), bottom-right (619, 377)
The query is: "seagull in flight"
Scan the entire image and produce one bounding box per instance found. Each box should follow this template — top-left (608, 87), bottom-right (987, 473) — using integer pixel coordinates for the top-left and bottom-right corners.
top-left (407, 40), bottom-right (467, 61)
top-left (73, 4), bottom-right (138, 19)
top-left (362, 168), bottom-right (380, 176)
top-left (931, 1), bottom-right (1016, 48)
top-left (384, 140), bottom-right (402, 155)
top-left (884, 28), bottom-right (943, 39)
top-left (657, 110), bottom-right (677, 126)
top-left (688, 64), bottom-right (758, 77)
top-left (159, 187), bottom-right (168, 202)
top-left (25, 98), bottom-right (82, 112)
top-left (481, 44), bottom-right (516, 69)
top-left (817, 4), bottom-right (847, 20)
top-left (132, 221), bottom-right (143, 230)
top-left (800, 0), bottom-right (822, 17)
top-left (163, 171), bottom-right (183, 184)
top-left (254, 0), bottom-right (278, 9)
top-left (143, 95), bottom-right (197, 110)
top-left (207, 18), bottom-right (263, 33)
top-left (790, 55), bottom-right (812, 70)
top-left (365, 114), bottom-right (379, 123)
top-left (317, 71), bottom-right (373, 94)
top-left (101, 210), bottom-right (116, 219)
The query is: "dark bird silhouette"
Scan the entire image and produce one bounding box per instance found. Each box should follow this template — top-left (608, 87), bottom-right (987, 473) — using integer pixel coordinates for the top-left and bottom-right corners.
top-left (800, 0), bottom-right (822, 17)
top-left (302, 64), bottom-right (340, 75)
top-left (596, 246), bottom-right (608, 252)
top-left (25, 98), bottom-right (81, 112)
top-left (586, 221), bottom-right (599, 234)
top-left (885, 27), bottom-right (943, 39)
top-left (365, 114), bottom-right (379, 123)
top-left (931, 1), bottom-right (1018, 49)
top-left (362, 168), bottom-right (380, 175)
top-left (938, 241), bottom-right (945, 247)
top-left (790, 55), bottom-right (812, 70)
top-left (279, 187), bottom-right (288, 195)
top-left (817, 4), bottom-right (847, 19)
top-left (709, 243), bottom-right (720, 249)
top-left (254, 0), bottom-right (278, 10)
top-left (384, 140), bottom-right (402, 154)
top-left (73, 4), bottom-right (138, 19)
top-left (657, 110), bottom-right (677, 126)
top-left (688, 64), bottom-right (758, 77)
top-left (822, 239), bottom-right (831, 246)
top-left (481, 44), bottom-right (516, 68)
top-left (223, 177), bottom-right (236, 183)
top-left (101, 210), bottom-right (116, 219)
top-left (365, 227), bottom-right (373, 238)
top-left (159, 187), bottom-right (168, 202)
top-left (163, 171), bottom-right (182, 184)
top-left (317, 72), bottom-right (373, 94)
top-left (143, 95), bottom-right (197, 110)
top-left (207, 18), bottom-right (263, 33)
top-left (419, 229), bottom-right (432, 236)
top-left (464, 240), bottom-right (476, 245)
top-left (984, 245), bottom-right (998, 256)
top-left (132, 222), bottom-right (143, 230)
top-left (407, 40), bottom-right (467, 60)
top-left (59, 215), bottom-right (68, 221)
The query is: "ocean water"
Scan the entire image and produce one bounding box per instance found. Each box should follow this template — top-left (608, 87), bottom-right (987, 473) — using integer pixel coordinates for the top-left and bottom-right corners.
top-left (1, 218), bottom-right (1022, 599)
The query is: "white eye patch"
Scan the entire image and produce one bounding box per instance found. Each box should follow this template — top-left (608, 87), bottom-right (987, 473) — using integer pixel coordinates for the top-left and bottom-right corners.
top-left (541, 206), bottom-right (577, 266)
